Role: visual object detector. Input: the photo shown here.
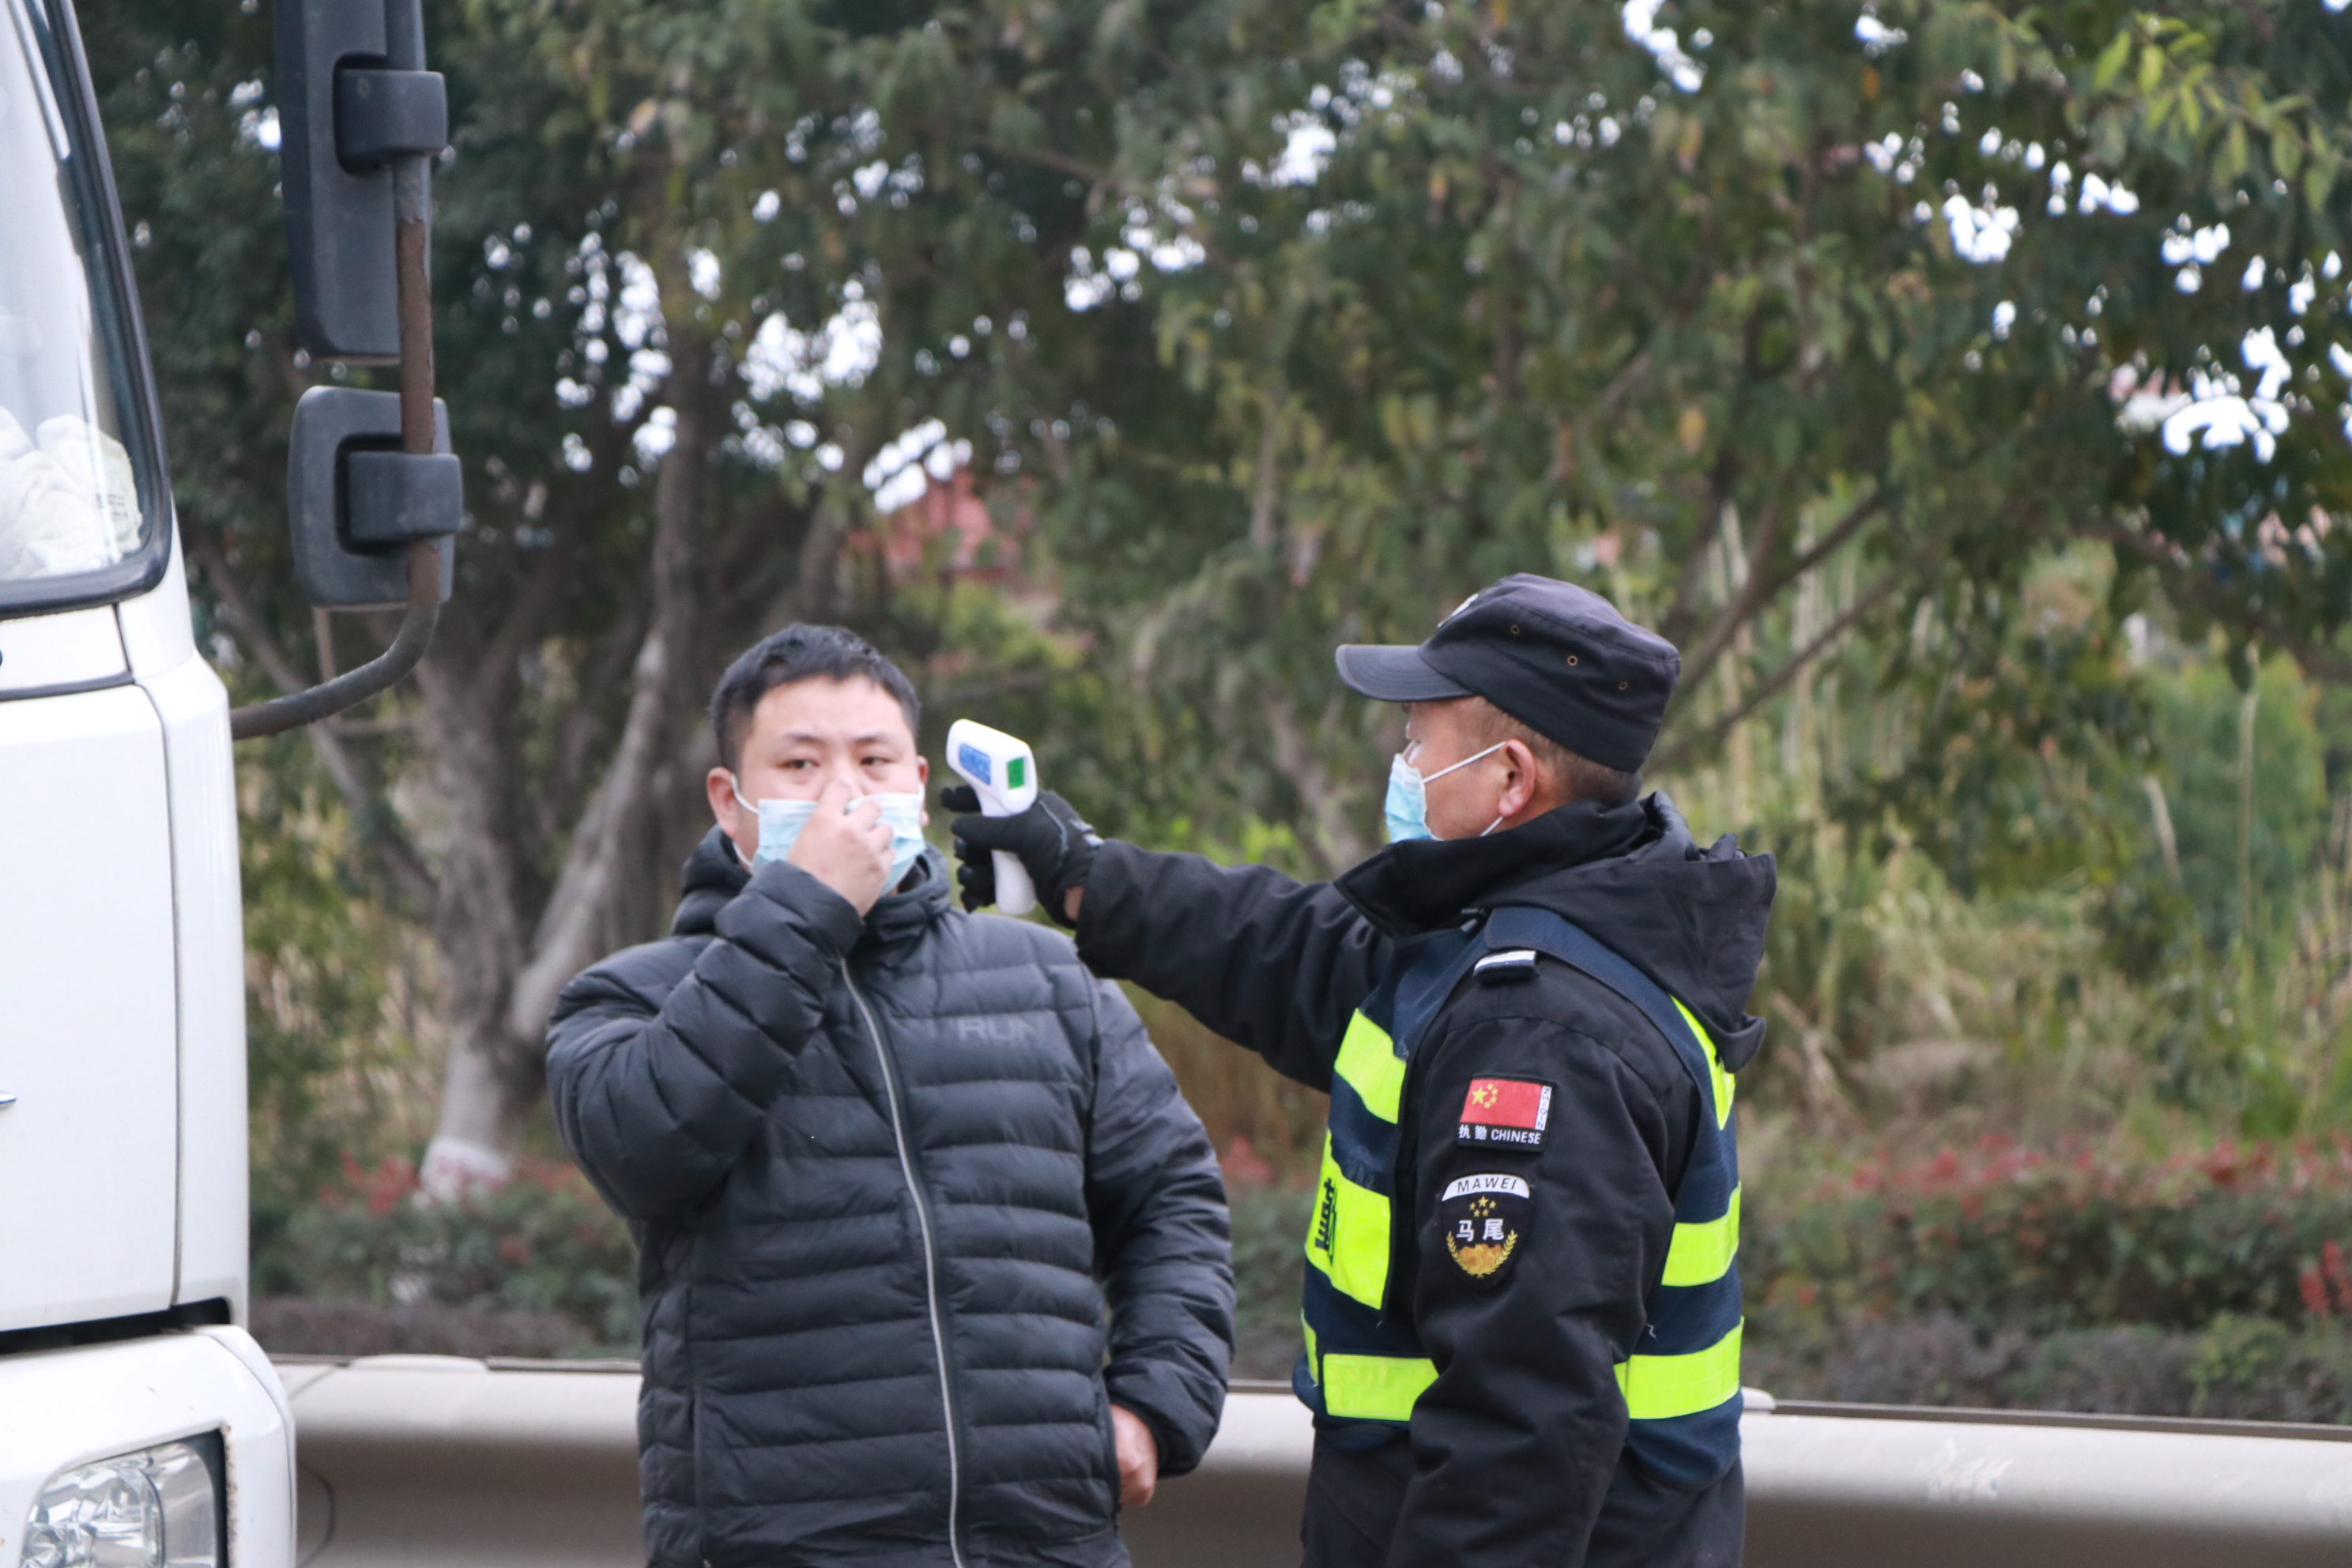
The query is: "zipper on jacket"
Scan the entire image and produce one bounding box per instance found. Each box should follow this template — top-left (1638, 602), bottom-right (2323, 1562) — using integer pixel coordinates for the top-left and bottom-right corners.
top-left (842, 963), bottom-right (968, 1568)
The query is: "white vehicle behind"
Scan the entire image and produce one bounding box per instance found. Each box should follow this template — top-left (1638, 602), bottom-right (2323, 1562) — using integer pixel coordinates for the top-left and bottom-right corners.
top-left (0, 0), bottom-right (458, 1561)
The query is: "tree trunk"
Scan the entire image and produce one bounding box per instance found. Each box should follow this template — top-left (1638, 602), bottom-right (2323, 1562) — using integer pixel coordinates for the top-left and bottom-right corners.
top-left (412, 638), bottom-right (539, 1193)
top-left (418, 324), bottom-right (725, 1197)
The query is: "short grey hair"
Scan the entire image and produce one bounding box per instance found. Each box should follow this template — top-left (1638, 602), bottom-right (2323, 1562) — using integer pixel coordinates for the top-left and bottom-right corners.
top-left (1462, 697), bottom-right (1641, 807)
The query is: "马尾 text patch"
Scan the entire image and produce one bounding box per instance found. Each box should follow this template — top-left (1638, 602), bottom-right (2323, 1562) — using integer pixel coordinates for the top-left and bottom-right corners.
top-left (1440, 1173), bottom-right (1530, 1287)
top-left (1457, 1076), bottom-right (1553, 1150)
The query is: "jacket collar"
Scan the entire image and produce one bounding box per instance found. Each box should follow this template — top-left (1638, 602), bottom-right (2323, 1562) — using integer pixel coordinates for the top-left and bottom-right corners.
top-left (672, 827), bottom-right (951, 959)
top-left (864, 850), bottom-right (954, 956)
top-left (1335, 797), bottom-right (1655, 938)
top-left (1335, 793), bottom-right (1777, 1071)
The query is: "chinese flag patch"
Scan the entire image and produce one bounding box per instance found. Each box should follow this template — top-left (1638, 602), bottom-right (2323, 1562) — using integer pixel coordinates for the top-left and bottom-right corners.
top-left (1457, 1077), bottom-right (1554, 1151)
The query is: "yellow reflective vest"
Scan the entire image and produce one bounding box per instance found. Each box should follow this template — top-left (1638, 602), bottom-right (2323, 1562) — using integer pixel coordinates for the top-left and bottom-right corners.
top-left (1295, 907), bottom-right (1744, 1483)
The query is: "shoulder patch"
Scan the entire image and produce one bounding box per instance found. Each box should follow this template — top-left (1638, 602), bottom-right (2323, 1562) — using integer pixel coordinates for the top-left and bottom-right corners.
top-left (1457, 1076), bottom-right (1554, 1151)
top-left (1440, 1173), bottom-right (1530, 1287)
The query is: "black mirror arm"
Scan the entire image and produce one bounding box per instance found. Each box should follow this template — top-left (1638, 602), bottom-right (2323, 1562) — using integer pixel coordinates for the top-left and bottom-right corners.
top-left (231, 141), bottom-right (439, 743)
top-left (228, 538), bottom-right (439, 741)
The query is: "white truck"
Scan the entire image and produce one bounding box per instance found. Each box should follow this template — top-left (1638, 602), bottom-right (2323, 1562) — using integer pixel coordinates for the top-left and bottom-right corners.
top-left (0, 0), bottom-right (456, 1562)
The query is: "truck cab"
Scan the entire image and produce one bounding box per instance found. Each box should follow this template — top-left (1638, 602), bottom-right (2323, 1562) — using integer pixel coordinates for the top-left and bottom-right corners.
top-left (1, 0), bottom-right (296, 1562)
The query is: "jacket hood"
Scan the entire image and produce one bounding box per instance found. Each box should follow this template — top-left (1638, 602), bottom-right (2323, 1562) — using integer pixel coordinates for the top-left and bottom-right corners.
top-left (671, 826), bottom-right (952, 955)
top-left (1336, 793), bottom-right (1774, 1070)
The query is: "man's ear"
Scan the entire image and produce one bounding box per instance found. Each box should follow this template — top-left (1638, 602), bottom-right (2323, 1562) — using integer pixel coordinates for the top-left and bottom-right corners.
top-left (1499, 738), bottom-right (1553, 822)
top-left (707, 765), bottom-right (749, 856)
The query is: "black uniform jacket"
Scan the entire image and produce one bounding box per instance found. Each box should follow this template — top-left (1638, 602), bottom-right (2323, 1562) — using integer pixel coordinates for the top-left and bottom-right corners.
top-left (547, 833), bottom-right (1234, 1568)
top-left (1075, 794), bottom-right (1772, 1568)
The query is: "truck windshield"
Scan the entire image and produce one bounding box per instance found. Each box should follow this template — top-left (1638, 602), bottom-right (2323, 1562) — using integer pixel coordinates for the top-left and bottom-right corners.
top-left (0, 0), bottom-right (153, 589)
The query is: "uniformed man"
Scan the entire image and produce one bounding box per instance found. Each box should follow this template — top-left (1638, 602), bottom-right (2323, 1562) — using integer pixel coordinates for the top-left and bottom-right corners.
top-left (947, 574), bottom-right (1772, 1567)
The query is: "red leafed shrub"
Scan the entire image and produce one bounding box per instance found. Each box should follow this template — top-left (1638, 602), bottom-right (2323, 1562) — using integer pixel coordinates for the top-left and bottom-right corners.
top-left (1220, 1135), bottom-right (1277, 1190)
top-left (2305, 1240), bottom-right (2352, 1317)
top-left (1747, 1136), bottom-right (2352, 1340)
top-left (259, 1154), bottom-right (638, 1351)
top-left (322, 1153), bottom-right (421, 1219)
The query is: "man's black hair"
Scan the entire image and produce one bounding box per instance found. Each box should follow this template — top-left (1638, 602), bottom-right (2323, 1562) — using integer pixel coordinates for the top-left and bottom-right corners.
top-left (710, 624), bottom-right (922, 772)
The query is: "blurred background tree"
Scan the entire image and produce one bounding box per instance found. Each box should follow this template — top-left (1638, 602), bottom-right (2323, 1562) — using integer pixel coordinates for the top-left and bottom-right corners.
top-left (76, 0), bottom-right (2352, 1398)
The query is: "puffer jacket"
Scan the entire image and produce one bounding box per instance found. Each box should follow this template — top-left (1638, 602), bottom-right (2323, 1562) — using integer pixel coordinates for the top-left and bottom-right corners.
top-left (546, 831), bottom-right (1234, 1568)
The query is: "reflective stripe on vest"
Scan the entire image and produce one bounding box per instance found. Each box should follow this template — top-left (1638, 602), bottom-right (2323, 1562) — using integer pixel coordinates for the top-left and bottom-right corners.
top-left (1308, 1136), bottom-right (1391, 1307)
top-left (1334, 1009), bottom-right (1406, 1120)
top-left (1323, 1352), bottom-right (1440, 1422)
top-left (1298, 940), bottom-right (1472, 1421)
top-left (1660, 1184), bottom-right (1741, 1287)
top-left (1618, 1321), bottom-right (1744, 1420)
top-left (1477, 908), bottom-right (1745, 1486)
top-left (1675, 997), bottom-right (1735, 1131)
top-left (1298, 914), bottom-right (1747, 1464)
top-left (1611, 986), bottom-right (1741, 1430)
top-left (1304, 1006), bottom-right (1412, 1319)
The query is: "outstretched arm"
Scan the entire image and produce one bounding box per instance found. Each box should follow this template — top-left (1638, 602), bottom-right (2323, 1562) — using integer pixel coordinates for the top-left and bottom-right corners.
top-left (952, 789), bottom-right (1388, 1088)
top-left (547, 861), bottom-right (864, 1220)
top-left (1076, 842), bottom-right (1385, 1091)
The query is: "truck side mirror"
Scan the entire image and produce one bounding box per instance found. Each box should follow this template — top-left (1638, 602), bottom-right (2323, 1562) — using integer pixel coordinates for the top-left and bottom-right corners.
top-left (286, 386), bottom-right (459, 609)
top-left (276, 0), bottom-right (448, 359)
top-left (230, 0), bottom-right (451, 741)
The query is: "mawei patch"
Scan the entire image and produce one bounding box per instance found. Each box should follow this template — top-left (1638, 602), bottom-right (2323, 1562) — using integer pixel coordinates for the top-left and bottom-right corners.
top-left (1440, 1173), bottom-right (1530, 1287)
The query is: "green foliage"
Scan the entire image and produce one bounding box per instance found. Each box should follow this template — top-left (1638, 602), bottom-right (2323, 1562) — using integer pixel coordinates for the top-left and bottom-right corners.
top-left (2154, 655), bottom-right (2331, 948)
top-left (258, 1154), bottom-right (638, 1351)
top-left (78, 0), bottom-right (2352, 1385)
top-left (866, 0), bottom-right (2352, 878)
top-left (85, 0), bottom-right (2344, 887)
top-left (1745, 1310), bottom-right (2352, 1421)
top-left (239, 737), bottom-right (442, 1252)
top-left (89, 0), bottom-right (2352, 1027)
top-left (1742, 1135), bottom-right (2352, 1419)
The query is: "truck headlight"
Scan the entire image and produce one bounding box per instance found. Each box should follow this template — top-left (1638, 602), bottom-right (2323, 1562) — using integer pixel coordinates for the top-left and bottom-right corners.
top-left (21, 1435), bottom-right (222, 1568)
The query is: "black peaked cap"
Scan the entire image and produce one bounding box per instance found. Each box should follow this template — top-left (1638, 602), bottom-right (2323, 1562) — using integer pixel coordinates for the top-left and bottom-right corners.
top-left (1333, 574), bottom-right (1681, 773)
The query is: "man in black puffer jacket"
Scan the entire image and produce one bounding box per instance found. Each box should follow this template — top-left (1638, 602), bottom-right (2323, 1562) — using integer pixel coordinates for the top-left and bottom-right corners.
top-left (546, 624), bottom-right (1233, 1568)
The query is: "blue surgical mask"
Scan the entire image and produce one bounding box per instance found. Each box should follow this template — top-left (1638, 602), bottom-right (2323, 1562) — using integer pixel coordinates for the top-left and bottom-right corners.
top-left (872, 792), bottom-right (929, 888)
top-left (1383, 741), bottom-right (1507, 844)
top-left (733, 784), bottom-right (929, 888)
top-left (734, 789), bottom-right (819, 867)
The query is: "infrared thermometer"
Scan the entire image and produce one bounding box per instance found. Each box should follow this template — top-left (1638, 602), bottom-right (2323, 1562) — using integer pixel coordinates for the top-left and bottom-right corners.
top-left (945, 719), bottom-right (1038, 915)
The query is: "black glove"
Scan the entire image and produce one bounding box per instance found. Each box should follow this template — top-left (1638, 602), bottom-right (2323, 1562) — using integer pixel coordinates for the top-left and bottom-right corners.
top-left (942, 784), bottom-right (1100, 926)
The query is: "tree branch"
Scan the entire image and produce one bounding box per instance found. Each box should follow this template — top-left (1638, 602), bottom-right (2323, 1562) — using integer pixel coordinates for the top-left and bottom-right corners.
top-left (1662, 449), bottom-right (1741, 650)
top-left (1676, 488), bottom-right (1887, 696)
top-left (1598, 345), bottom-right (1653, 416)
top-left (1675, 489), bottom-right (1786, 695)
top-left (472, 412), bottom-right (648, 700)
top-left (972, 136), bottom-right (1113, 187)
top-left (1249, 385), bottom-right (1283, 550)
top-left (477, 537), bottom-right (577, 696)
top-left (1651, 561), bottom-right (1912, 775)
top-left (1782, 492), bottom-right (1886, 587)
top-left (1265, 689), bottom-right (1369, 876)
